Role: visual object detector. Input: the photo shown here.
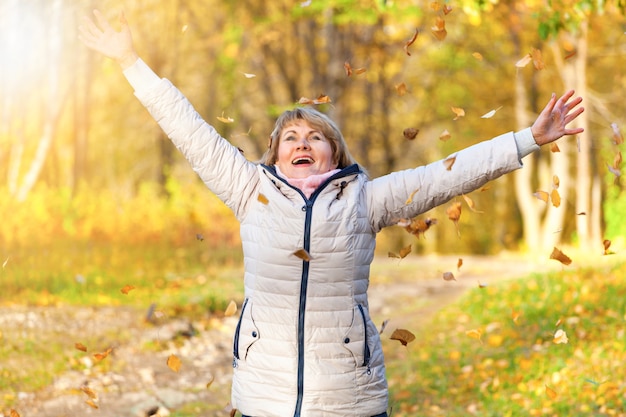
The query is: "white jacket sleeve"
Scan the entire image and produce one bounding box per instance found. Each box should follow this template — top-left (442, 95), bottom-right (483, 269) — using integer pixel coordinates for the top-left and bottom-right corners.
top-left (366, 130), bottom-right (536, 232)
top-left (122, 59), bottom-right (258, 221)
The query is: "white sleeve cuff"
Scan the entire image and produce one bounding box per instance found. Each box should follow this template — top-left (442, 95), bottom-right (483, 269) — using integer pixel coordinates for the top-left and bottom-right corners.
top-left (514, 127), bottom-right (540, 159)
top-left (122, 58), bottom-right (161, 95)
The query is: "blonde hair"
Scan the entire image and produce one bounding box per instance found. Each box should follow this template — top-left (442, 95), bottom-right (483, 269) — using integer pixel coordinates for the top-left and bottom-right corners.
top-left (259, 107), bottom-right (359, 170)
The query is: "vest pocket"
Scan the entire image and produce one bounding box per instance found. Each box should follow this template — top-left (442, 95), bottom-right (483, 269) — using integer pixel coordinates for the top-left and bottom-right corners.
top-left (233, 298), bottom-right (260, 362)
top-left (342, 304), bottom-right (371, 368)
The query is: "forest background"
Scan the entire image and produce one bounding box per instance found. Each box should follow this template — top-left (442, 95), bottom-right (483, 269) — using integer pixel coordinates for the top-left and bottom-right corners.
top-left (1, 0), bottom-right (625, 258)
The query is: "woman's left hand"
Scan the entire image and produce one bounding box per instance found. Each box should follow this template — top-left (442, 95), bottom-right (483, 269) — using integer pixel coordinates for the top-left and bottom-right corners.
top-left (531, 90), bottom-right (584, 146)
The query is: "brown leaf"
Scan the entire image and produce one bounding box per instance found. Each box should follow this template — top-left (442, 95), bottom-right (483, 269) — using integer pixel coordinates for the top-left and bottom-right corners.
top-left (404, 28), bottom-right (419, 56)
top-left (379, 319), bottom-right (389, 335)
top-left (75, 342), bottom-right (87, 352)
top-left (550, 247), bottom-right (572, 265)
top-left (10, 410), bottom-right (20, 417)
top-left (388, 244), bottom-right (412, 260)
top-left (206, 375), bottom-right (215, 389)
top-left (550, 142), bottom-right (561, 152)
top-left (80, 386), bottom-right (98, 399)
top-left (390, 328), bottom-right (416, 346)
top-left (224, 300), bottom-right (238, 317)
top-left (439, 129), bottom-right (452, 142)
top-left (603, 239), bottom-right (612, 255)
top-left (613, 151), bottom-right (622, 170)
top-left (451, 106), bottom-right (465, 120)
top-left (442, 271), bottom-right (456, 281)
top-left (442, 4), bottom-right (453, 14)
top-left (457, 258), bottom-right (463, 270)
top-left (531, 48), bottom-right (545, 70)
top-left (120, 284), bottom-right (135, 295)
top-left (85, 400), bottom-right (99, 409)
top-left (553, 175), bottom-right (560, 189)
top-left (403, 127), bottom-right (419, 140)
top-left (93, 348), bottom-right (112, 362)
top-left (472, 52), bottom-right (483, 61)
top-left (344, 61), bottom-right (366, 76)
top-left (443, 155), bottom-right (456, 171)
top-left (447, 201), bottom-right (462, 236)
top-left (293, 249), bottom-right (312, 262)
top-left (298, 95), bottom-right (332, 105)
top-left (395, 82), bottom-right (408, 96)
top-left (462, 194), bottom-right (483, 213)
top-left (167, 354), bottom-right (182, 372)
top-left (404, 217), bottom-right (437, 238)
top-left (611, 123), bottom-right (623, 145)
top-left (431, 17), bottom-right (447, 41)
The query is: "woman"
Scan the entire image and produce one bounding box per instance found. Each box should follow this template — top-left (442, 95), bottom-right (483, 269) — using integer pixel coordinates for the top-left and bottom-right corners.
top-left (79, 10), bottom-right (584, 417)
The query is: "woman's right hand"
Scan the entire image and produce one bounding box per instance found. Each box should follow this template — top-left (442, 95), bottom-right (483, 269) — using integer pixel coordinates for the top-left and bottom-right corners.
top-left (79, 9), bottom-right (139, 70)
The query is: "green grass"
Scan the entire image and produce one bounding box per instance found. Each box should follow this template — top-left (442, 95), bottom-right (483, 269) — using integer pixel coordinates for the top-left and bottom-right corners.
top-left (384, 259), bottom-right (626, 416)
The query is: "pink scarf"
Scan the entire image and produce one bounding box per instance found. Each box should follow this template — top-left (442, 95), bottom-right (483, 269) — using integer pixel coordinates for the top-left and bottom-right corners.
top-left (275, 166), bottom-right (341, 198)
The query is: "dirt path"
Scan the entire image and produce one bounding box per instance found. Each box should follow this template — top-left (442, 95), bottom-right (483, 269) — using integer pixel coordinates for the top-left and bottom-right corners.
top-left (3, 255), bottom-right (558, 417)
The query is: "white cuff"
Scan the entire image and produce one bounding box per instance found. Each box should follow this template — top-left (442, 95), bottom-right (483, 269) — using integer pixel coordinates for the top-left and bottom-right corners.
top-left (514, 127), bottom-right (540, 159)
top-left (122, 58), bottom-right (161, 95)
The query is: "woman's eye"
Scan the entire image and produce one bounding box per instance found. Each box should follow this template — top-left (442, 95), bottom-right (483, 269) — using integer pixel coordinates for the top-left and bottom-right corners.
top-left (311, 135), bottom-right (322, 141)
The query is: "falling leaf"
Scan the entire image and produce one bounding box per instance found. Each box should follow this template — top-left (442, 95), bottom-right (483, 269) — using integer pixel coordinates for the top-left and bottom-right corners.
top-left (257, 193), bottom-right (269, 205)
top-left (85, 400), bottom-right (99, 409)
top-left (606, 162), bottom-right (621, 179)
top-left (298, 95), bottom-right (332, 105)
top-left (242, 72), bottom-right (256, 78)
top-left (515, 53), bottom-right (533, 68)
top-left (550, 189), bottom-right (561, 207)
top-left (553, 175), bottom-right (560, 188)
top-left (395, 82), bottom-right (408, 96)
top-left (553, 329), bottom-right (569, 344)
top-left (181, 24), bottom-right (189, 34)
top-left (80, 386), bottom-right (98, 399)
top-left (443, 156), bottom-right (456, 171)
top-left (120, 284), bottom-right (135, 295)
top-left (462, 194), bottom-right (483, 213)
top-left (75, 342), bottom-right (87, 352)
top-left (447, 201), bottom-right (462, 236)
top-left (10, 410), bottom-right (20, 417)
top-left (550, 142), bottom-right (561, 152)
top-left (481, 106), bottom-right (502, 119)
top-left (472, 52), bottom-right (483, 61)
top-left (379, 319), bottom-right (389, 335)
top-left (533, 190), bottom-right (549, 203)
top-left (2, 257), bottom-right (8, 269)
top-left (404, 28), bottom-right (419, 56)
top-left (206, 374), bottom-right (215, 388)
top-left (531, 48), bottom-right (545, 70)
top-left (430, 1), bottom-right (441, 11)
top-left (451, 106), bottom-right (465, 120)
top-left (465, 328), bottom-right (483, 343)
top-left (217, 112), bottom-right (234, 123)
top-left (442, 4), bottom-right (453, 14)
top-left (224, 300), bottom-right (238, 317)
top-left (478, 281), bottom-right (488, 288)
top-left (405, 188), bottom-right (420, 204)
top-left (550, 247), bottom-right (572, 265)
top-left (293, 249), bottom-right (312, 262)
top-left (389, 244), bottom-right (412, 260)
top-left (512, 309), bottom-right (522, 324)
top-left (390, 328), bottom-right (416, 346)
top-left (431, 16), bottom-right (447, 41)
top-left (403, 127), bottom-right (419, 140)
top-left (545, 385), bottom-right (558, 399)
top-left (196, 233), bottom-right (204, 241)
top-left (611, 123), bottom-right (623, 145)
top-left (439, 129), bottom-right (452, 142)
top-left (404, 217), bottom-right (437, 238)
top-left (442, 271), bottom-right (456, 281)
top-left (457, 258), bottom-right (463, 270)
top-left (344, 61), bottom-right (366, 76)
top-left (564, 50), bottom-right (576, 60)
top-left (167, 354), bottom-right (182, 372)
top-left (603, 239), bottom-right (612, 255)
top-left (93, 348), bottom-right (112, 362)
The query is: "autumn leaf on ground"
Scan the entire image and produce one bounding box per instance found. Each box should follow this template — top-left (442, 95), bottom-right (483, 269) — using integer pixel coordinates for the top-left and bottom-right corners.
top-left (451, 106), bottom-right (465, 120)
top-left (431, 16), bottom-right (447, 40)
top-left (217, 112), bottom-right (234, 123)
top-left (224, 300), bottom-right (238, 317)
top-left (439, 129), bottom-right (451, 142)
top-left (533, 190), bottom-right (549, 203)
top-left (545, 385), bottom-right (558, 399)
top-left (9, 409), bottom-right (20, 417)
top-left (93, 348), bottom-right (112, 362)
top-left (462, 194), bottom-right (483, 213)
top-left (550, 247), bottom-right (572, 265)
top-left (344, 61), bottom-right (366, 76)
top-left (481, 106), bottom-right (502, 119)
top-left (403, 28), bottom-right (419, 56)
top-left (75, 342), bottom-right (87, 352)
top-left (80, 386), bottom-right (98, 399)
top-left (405, 188), bottom-right (419, 204)
top-left (293, 248), bottom-right (312, 262)
top-left (465, 328), bottom-right (483, 343)
top-left (257, 193), bottom-right (269, 205)
top-left (395, 82), bottom-right (408, 96)
top-left (443, 155), bottom-right (456, 171)
top-left (442, 271), bottom-right (456, 281)
top-left (298, 95), bottom-right (332, 105)
top-left (553, 329), bottom-right (569, 344)
top-left (167, 353), bottom-right (182, 372)
top-left (390, 328), bottom-right (416, 346)
top-left (550, 189), bottom-right (561, 207)
top-left (446, 201), bottom-right (462, 235)
top-left (611, 123), bottom-right (624, 145)
top-left (120, 284), bottom-right (135, 295)
top-left (603, 239), bottom-right (613, 255)
top-left (511, 309), bottom-right (522, 325)
top-left (389, 244), bottom-right (412, 260)
top-left (403, 127), bottom-right (419, 140)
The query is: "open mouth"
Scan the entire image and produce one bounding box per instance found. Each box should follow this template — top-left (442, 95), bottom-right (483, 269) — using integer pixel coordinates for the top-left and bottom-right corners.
top-left (292, 157), bottom-right (314, 165)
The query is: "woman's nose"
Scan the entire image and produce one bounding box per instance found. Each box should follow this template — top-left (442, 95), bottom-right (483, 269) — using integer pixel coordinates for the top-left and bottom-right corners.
top-left (296, 137), bottom-right (310, 149)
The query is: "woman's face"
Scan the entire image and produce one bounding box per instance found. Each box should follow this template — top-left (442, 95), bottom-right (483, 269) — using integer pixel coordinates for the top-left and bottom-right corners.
top-left (276, 120), bottom-right (337, 179)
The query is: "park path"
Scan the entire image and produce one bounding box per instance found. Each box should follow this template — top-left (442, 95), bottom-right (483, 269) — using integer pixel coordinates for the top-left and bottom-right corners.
top-left (3, 255), bottom-right (559, 417)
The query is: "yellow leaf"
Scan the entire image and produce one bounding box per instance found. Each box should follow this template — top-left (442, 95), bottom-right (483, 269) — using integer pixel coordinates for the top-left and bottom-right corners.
top-left (451, 106), bottom-right (465, 120)
top-left (405, 188), bottom-right (419, 204)
top-left (462, 194), bottom-right (483, 213)
top-left (81, 386), bottom-right (98, 399)
top-left (293, 249), bottom-right (312, 262)
top-left (390, 328), bottom-right (416, 346)
top-left (545, 384), bottom-right (558, 399)
top-left (553, 329), bottom-right (569, 344)
top-left (257, 193), bottom-right (269, 205)
top-left (85, 400), bottom-right (99, 409)
top-left (550, 189), bottom-right (561, 207)
top-left (553, 175), bottom-right (560, 189)
top-left (550, 142), bottom-right (561, 152)
top-left (224, 300), bottom-right (238, 317)
top-left (472, 52), bottom-right (483, 61)
top-left (533, 190), bottom-right (549, 203)
top-left (167, 354), bottom-right (182, 373)
top-left (465, 328), bottom-right (483, 343)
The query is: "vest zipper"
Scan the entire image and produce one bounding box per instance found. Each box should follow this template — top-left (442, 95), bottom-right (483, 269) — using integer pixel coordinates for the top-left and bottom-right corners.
top-left (233, 297), bottom-right (250, 364)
